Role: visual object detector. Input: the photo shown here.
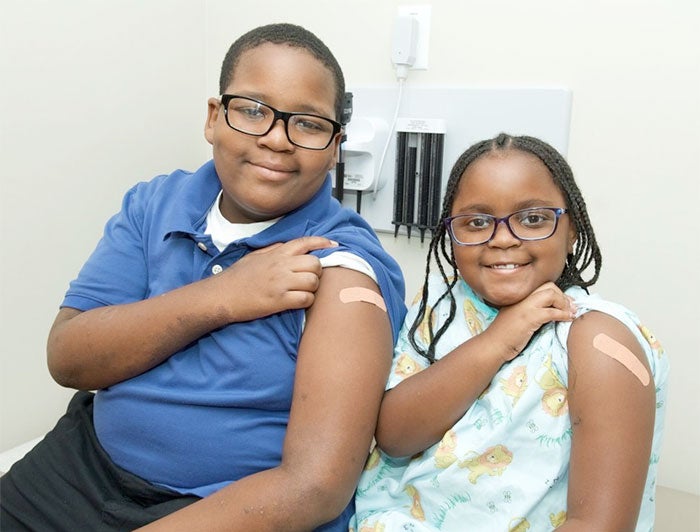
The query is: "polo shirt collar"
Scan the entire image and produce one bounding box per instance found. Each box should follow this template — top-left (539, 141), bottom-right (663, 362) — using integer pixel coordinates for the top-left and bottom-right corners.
top-left (163, 160), bottom-right (222, 239)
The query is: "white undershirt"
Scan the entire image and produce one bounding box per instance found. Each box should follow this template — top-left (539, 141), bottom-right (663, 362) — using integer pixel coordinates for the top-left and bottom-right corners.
top-left (204, 191), bottom-right (376, 281)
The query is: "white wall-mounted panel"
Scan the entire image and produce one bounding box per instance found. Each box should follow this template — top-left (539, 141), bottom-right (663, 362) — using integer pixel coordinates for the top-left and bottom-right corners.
top-left (337, 85), bottom-right (572, 237)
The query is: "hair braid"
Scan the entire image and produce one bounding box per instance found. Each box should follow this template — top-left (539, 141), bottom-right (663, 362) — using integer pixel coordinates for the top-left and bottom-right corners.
top-left (409, 138), bottom-right (498, 361)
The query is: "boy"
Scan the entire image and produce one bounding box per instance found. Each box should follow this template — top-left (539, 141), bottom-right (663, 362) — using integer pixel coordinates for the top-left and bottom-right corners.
top-left (0, 23), bottom-right (406, 531)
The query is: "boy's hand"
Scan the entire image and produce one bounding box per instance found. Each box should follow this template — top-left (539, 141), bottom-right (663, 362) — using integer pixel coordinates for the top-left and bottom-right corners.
top-left (217, 236), bottom-right (338, 323)
top-left (484, 282), bottom-right (577, 362)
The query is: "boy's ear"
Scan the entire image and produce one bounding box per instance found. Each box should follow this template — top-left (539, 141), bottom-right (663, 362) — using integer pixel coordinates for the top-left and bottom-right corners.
top-left (204, 98), bottom-right (221, 145)
top-left (327, 131), bottom-right (343, 171)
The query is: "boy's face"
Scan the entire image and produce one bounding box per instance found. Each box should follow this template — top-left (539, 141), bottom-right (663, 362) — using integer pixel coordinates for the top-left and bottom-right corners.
top-left (450, 150), bottom-right (577, 308)
top-left (205, 43), bottom-right (341, 224)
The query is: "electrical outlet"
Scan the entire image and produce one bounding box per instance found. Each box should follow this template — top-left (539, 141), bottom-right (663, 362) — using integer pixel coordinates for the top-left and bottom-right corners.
top-left (397, 5), bottom-right (431, 70)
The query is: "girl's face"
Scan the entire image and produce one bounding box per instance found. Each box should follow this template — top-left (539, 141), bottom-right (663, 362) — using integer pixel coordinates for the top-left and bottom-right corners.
top-left (205, 43), bottom-right (341, 223)
top-left (450, 150), bottom-right (576, 308)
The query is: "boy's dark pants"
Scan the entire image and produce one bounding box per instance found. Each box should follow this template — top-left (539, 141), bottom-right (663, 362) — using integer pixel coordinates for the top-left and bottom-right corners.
top-left (0, 391), bottom-right (198, 531)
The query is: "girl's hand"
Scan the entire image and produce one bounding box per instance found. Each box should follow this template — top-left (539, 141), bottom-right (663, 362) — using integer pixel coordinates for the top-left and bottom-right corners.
top-left (483, 282), bottom-right (577, 362)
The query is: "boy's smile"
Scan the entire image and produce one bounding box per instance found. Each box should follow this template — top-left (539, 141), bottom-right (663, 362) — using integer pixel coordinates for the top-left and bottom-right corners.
top-left (450, 150), bottom-right (576, 308)
top-left (205, 43), bottom-right (341, 224)
top-left (248, 160), bottom-right (296, 182)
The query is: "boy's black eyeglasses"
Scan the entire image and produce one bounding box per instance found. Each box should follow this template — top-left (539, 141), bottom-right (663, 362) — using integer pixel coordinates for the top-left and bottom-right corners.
top-left (220, 94), bottom-right (342, 150)
top-left (444, 207), bottom-right (568, 246)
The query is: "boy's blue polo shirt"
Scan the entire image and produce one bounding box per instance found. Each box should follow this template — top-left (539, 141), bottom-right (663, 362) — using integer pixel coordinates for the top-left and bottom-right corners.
top-left (62, 161), bottom-right (406, 516)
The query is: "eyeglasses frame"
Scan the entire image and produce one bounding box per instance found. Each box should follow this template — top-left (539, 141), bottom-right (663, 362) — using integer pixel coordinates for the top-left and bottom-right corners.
top-left (444, 207), bottom-right (568, 246)
top-left (220, 94), bottom-right (343, 151)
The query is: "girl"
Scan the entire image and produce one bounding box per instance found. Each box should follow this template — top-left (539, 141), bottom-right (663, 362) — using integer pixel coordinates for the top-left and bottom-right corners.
top-left (352, 133), bottom-right (668, 531)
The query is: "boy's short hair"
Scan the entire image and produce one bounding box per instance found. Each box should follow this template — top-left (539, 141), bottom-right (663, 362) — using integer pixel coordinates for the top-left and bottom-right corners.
top-left (219, 23), bottom-right (345, 121)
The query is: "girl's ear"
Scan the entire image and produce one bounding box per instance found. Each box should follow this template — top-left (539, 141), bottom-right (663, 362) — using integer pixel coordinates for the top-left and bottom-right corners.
top-left (568, 226), bottom-right (577, 254)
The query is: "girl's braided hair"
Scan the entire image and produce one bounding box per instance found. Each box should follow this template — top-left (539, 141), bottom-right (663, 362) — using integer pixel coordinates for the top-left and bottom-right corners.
top-left (409, 133), bottom-right (602, 363)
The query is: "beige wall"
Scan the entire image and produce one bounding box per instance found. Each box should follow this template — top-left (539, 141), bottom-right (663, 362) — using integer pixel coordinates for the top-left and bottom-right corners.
top-left (1, 0), bottom-right (698, 499)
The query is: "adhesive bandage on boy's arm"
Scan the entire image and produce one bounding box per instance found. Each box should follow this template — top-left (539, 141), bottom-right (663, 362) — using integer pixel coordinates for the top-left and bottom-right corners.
top-left (592, 333), bottom-right (650, 386)
top-left (300, 252), bottom-right (383, 331)
top-left (339, 287), bottom-right (387, 312)
top-left (321, 251), bottom-right (386, 310)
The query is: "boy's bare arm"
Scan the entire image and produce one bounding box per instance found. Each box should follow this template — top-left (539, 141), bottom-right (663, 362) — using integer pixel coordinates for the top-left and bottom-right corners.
top-left (136, 266), bottom-right (394, 531)
top-left (47, 237), bottom-right (336, 390)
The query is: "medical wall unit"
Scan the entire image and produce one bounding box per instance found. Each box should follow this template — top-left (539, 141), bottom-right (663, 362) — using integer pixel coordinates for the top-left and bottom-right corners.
top-left (333, 85), bottom-right (572, 238)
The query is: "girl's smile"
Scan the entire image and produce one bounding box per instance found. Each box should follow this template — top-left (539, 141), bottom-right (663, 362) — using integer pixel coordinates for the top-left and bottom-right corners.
top-left (486, 262), bottom-right (529, 271)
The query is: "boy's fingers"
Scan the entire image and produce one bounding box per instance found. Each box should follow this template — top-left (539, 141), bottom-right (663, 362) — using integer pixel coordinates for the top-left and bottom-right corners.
top-left (279, 236), bottom-right (339, 255)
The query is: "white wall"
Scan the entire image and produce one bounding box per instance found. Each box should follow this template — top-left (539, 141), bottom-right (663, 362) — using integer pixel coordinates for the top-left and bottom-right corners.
top-left (2, 0), bottom-right (698, 497)
top-left (0, 0), bottom-right (209, 451)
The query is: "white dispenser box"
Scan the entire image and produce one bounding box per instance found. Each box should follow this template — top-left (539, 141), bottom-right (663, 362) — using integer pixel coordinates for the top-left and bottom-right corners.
top-left (341, 116), bottom-right (390, 191)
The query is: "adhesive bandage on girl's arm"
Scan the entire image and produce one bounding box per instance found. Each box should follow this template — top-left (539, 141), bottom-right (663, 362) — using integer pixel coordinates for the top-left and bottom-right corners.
top-left (339, 287), bottom-right (387, 312)
top-left (592, 333), bottom-right (650, 386)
